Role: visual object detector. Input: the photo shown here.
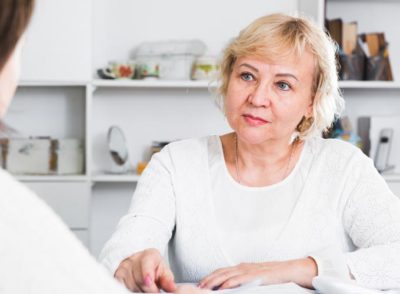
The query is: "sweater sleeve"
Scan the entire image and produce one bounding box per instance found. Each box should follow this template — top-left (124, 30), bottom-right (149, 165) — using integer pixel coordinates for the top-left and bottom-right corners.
top-left (342, 156), bottom-right (400, 290)
top-left (99, 147), bottom-right (176, 276)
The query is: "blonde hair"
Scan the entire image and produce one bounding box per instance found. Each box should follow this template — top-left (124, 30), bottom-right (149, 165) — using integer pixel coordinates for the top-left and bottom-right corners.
top-left (216, 13), bottom-right (344, 140)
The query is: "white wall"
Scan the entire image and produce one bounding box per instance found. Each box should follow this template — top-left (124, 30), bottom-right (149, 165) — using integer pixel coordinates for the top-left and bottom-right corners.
top-left (93, 0), bottom-right (298, 74)
top-left (20, 0), bottom-right (92, 81)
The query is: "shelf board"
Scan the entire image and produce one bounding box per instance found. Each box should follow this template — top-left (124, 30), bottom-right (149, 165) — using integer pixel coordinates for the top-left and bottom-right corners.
top-left (338, 81), bottom-right (400, 89)
top-left (17, 79), bottom-right (400, 90)
top-left (92, 79), bottom-right (215, 89)
top-left (92, 173), bottom-right (140, 183)
top-left (18, 81), bottom-right (89, 87)
top-left (15, 175), bottom-right (89, 182)
top-left (13, 172), bottom-right (400, 183)
top-left (382, 173), bottom-right (400, 182)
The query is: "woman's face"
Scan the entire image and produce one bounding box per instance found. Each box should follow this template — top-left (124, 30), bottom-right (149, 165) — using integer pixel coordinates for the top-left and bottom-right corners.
top-left (0, 40), bottom-right (23, 118)
top-left (224, 51), bottom-right (315, 145)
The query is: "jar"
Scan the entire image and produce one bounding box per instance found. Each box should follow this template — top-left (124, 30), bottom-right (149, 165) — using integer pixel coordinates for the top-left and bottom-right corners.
top-left (192, 56), bottom-right (218, 80)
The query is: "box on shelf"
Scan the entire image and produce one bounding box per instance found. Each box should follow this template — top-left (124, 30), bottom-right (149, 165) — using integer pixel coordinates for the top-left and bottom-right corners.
top-left (53, 139), bottom-right (84, 175)
top-left (0, 138), bottom-right (84, 175)
top-left (135, 40), bottom-right (206, 80)
top-left (6, 138), bottom-right (51, 175)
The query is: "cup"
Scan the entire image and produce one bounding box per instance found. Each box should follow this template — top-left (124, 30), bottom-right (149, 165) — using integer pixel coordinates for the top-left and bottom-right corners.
top-left (138, 61), bottom-right (160, 79)
top-left (108, 60), bottom-right (136, 79)
top-left (192, 56), bottom-right (218, 80)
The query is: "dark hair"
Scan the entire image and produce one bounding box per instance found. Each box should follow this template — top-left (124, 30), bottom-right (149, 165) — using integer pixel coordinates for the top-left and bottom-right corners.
top-left (0, 0), bottom-right (35, 72)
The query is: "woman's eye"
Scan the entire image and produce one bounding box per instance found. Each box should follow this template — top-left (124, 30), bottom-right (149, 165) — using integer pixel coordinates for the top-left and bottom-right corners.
top-left (240, 72), bottom-right (254, 81)
top-left (277, 81), bottom-right (291, 91)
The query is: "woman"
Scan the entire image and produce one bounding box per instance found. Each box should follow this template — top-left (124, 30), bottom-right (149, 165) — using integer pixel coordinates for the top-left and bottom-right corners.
top-left (100, 13), bottom-right (400, 293)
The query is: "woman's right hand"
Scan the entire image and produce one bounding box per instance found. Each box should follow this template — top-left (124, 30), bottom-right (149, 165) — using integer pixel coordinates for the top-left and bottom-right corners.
top-left (114, 248), bottom-right (176, 293)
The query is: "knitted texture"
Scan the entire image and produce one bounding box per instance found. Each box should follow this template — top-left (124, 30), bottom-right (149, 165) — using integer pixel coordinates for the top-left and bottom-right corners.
top-left (100, 136), bottom-right (400, 290)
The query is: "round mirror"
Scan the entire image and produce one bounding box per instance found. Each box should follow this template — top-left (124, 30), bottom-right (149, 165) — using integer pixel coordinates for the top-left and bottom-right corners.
top-left (107, 126), bottom-right (129, 167)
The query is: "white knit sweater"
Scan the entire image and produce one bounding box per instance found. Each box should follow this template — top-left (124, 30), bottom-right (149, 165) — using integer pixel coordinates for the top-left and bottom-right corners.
top-left (0, 169), bottom-right (129, 294)
top-left (100, 135), bottom-right (400, 290)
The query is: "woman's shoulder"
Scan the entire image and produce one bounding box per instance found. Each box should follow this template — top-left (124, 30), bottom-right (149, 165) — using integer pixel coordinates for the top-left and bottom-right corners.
top-left (162, 135), bottom-right (217, 157)
top-left (308, 136), bottom-right (369, 165)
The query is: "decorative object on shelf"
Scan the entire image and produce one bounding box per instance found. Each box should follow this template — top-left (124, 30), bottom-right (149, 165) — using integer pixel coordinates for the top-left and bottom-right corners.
top-left (97, 60), bottom-right (136, 80)
top-left (138, 60), bottom-right (160, 80)
top-left (53, 139), bottom-right (84, 175)
top-left (135, 39), bottom-right (206, 80)
top-left (107, 125), bottom-right (131, 174)
top-left (326, 18), bottom-right (393, 81)
top-left (192, 56), bottom-right (219, 80)
top-left (368, 116), bottom-right (400, 174)
top-left (6, 138), bottom-right (51, 174)
top-left (323, 116), bottom-right (362, 149)
top-left (361, 33), bottom-right (393, 81)
top-left (150, 141), bottom-right (171, 158)
top-left (136, 162), bottom-right (148, 175)
top-left (0, 137), bottom-right (84, 175)
top-left (374, 128), bottom-right (395, 173)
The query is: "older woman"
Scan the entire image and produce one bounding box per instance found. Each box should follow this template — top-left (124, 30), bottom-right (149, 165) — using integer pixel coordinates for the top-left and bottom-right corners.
top-left (100, 13), bottom-right (400, 293)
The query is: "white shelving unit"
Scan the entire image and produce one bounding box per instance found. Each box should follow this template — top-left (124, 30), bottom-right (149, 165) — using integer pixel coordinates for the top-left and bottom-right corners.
top-left (92, 79), bottom-right (215, 89)
top-left (13, 79), bottom-right (400, 186)
top-left (338, 81), bottom-right (400, 89)
top-left (15, 175), bottom-right (89, 182)
top-left (92, 173), bottom-right (140, 183)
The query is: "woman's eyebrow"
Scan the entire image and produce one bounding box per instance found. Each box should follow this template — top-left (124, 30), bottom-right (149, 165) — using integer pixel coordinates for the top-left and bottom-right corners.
top-left (275, 73), bottom-right (299, 81)
top-left (238, 63), bottom-right (259, 72)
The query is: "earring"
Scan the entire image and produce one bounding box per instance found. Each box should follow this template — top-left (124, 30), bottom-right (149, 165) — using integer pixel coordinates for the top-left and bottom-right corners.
top-left (296, 116), bottom-right (314, 133)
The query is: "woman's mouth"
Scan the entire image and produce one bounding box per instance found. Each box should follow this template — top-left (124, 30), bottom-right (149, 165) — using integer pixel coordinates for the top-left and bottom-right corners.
top-left (242, 114), bottom-right (269, 126)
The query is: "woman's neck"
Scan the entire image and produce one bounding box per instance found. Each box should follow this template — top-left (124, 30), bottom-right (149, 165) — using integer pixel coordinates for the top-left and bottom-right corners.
top-left (236, 134), bottom-right (296, 168)
top-left (221, 132), bottom-right (304, 187)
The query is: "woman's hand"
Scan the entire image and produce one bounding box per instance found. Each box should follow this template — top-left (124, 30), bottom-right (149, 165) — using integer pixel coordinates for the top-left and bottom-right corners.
top-left (114, 248), bottom-right (177, 293)
top-left (198, 257), bottom-right (317, 290)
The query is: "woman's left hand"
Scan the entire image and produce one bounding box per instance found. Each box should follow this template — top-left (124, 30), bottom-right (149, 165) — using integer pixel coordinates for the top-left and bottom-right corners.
top-left (198, 257), bottom-right (317, 290)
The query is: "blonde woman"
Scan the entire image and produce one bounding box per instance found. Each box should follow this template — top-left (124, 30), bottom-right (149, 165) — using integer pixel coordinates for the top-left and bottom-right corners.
top-left (101, 13), bottom-right (400, 293)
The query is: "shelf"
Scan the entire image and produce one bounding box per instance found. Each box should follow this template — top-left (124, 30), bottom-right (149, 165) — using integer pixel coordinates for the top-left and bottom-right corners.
top-left (18, 81), bottom-right (89, 87)
top-left (15, 175), bottom-right (89, 182)
top-left (14, 173), bottom-right (400, 184)
top-left (18, 80), bottom-right (400, 90)
top-left (382, 174), bottom-right (400, 182)
top-left (92, 79), bottom-right (216, 89)
top-left (338, 81), bottom-right (400, 89)
top-left (92, 173), bottom-right (140, 183)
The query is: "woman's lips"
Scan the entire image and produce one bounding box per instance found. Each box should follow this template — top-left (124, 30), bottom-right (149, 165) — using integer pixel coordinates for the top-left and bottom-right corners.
top-left (243, 114), bottom-right (269, 126)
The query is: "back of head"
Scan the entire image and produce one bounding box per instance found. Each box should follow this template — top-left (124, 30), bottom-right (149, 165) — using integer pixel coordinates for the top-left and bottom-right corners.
top-left (0, 0), bottom-right (35, 72)
top-left (218, 13), bottom-right (344, 139)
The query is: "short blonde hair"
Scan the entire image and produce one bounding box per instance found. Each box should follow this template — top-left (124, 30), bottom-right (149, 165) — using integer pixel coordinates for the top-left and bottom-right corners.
top-left (217, 13), bottom-right (344, 139)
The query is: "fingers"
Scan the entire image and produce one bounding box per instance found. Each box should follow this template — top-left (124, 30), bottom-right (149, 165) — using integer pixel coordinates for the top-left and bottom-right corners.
top-left (218, 274), bottom-right (257, 290)
top-left (139, 254), bottom-right (162, 293)
top-left (115, 265), bottom-right (142, 292)
top-left (199, 267), bottom-right (240, 290)
top-left (199, 263), bottom-right (266, 290)
top-left (157, 261), bottom-right (177, 292)
top-left (114, 248), bottom-right (166, 293)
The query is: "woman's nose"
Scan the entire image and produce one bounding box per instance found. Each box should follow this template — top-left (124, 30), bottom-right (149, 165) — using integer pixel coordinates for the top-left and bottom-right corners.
top-left (247, 83), bottom-right (271, 107)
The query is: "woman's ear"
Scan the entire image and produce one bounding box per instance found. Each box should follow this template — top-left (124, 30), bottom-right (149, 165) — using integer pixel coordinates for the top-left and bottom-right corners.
top-left (306, 99), bottom-right (314, 118)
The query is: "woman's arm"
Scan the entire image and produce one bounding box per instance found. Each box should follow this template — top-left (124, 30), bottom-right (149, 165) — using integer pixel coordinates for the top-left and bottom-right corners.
top-left (342, 157), bottom-right (400, 290)
top-left (100, 146), bottom-right (176, 276)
